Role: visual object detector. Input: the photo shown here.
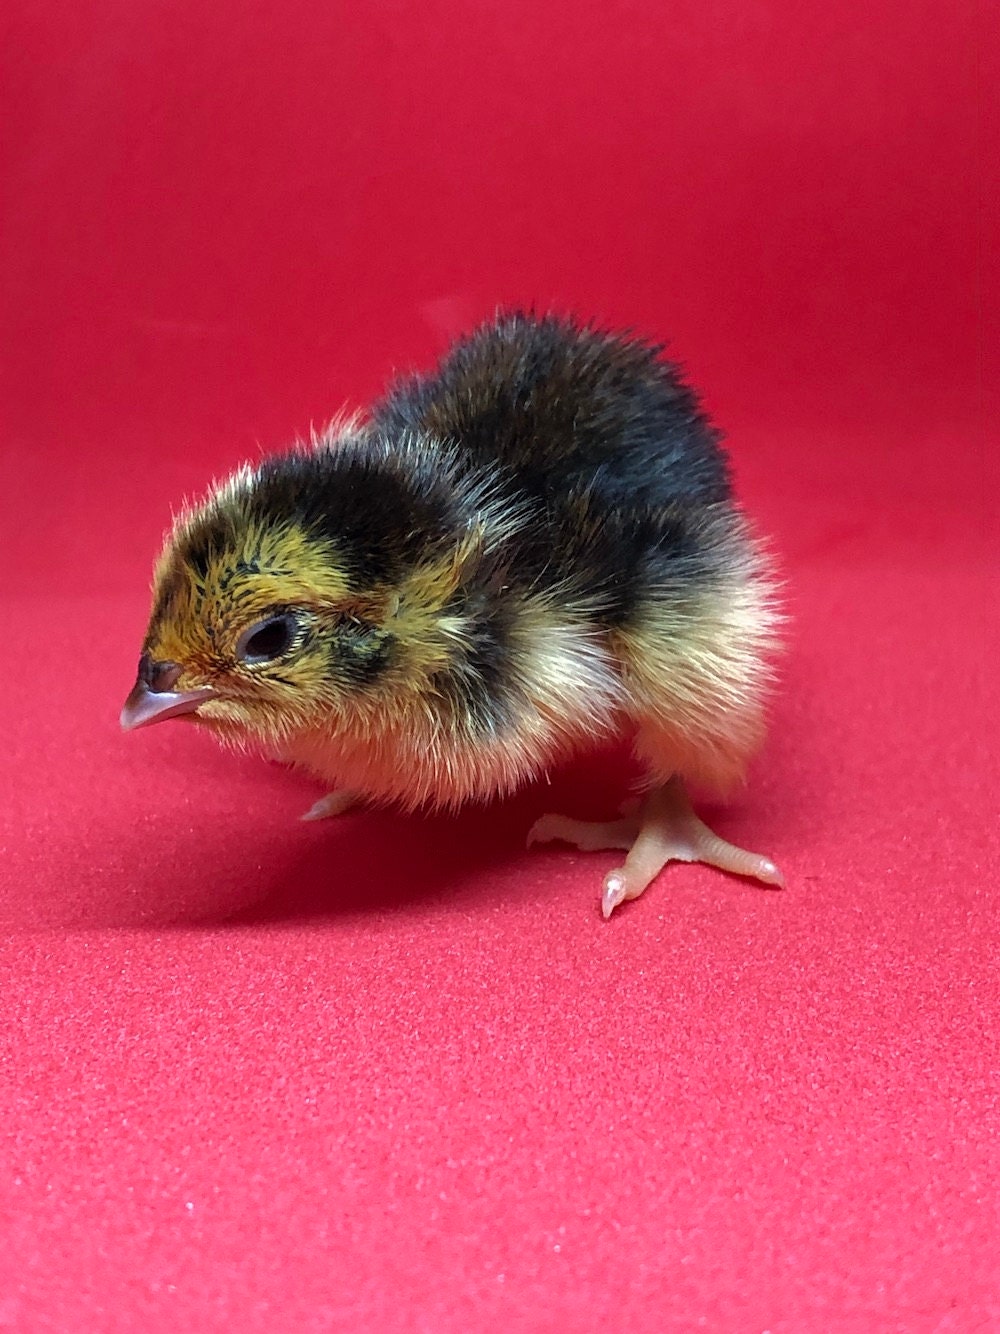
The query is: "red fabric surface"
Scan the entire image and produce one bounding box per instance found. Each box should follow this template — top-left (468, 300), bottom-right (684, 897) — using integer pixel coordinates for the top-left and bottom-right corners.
top-left (2, 1), bottom-right (997, 1329)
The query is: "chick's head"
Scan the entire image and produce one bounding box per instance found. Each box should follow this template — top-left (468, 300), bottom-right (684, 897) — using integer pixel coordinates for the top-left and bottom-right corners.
top-left (121, 460), bottom-right (427, 747)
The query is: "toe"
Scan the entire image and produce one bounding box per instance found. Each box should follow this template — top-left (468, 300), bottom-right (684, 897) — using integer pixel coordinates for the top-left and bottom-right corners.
top-left (528, 814), bottom-right (640, 853)
top-left (526, 815), bottom-right (560, 848)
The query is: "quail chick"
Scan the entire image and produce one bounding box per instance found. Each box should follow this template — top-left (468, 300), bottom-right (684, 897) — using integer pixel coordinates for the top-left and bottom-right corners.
top-left (122, 313), bottom-right (784, 916)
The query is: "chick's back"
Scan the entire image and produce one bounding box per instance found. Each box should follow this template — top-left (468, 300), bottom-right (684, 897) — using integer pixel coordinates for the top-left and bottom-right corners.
top-left (372, 313), bottom-right (734, 626)
top-left (375, 313), bottom-right (728, 506)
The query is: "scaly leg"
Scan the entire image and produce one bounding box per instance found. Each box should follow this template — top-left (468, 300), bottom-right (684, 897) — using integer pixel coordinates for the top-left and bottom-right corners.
top-left (528, 776), bottom-right (784, 918)
top-left (300, 789), bottom-right (362, 822)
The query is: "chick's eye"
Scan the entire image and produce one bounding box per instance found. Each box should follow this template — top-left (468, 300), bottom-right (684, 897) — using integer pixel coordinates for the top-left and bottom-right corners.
top-left (236, 614), bottom-right (299, 664)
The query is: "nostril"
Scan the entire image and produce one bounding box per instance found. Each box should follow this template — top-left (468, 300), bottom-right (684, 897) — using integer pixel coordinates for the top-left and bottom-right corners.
top-left (153, 663), bottom-right (183, 692)
top-left (138, 654), bottom-right (183, 693)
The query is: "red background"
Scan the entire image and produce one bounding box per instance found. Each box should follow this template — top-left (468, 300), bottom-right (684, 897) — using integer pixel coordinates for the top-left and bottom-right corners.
top-left (1, 1), bottom-right (997, 1329)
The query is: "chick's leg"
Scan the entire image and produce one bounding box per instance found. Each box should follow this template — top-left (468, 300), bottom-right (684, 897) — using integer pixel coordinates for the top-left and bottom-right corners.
top-left (300, 789), bottom-right (361, 822)
top-left (529, 776), bottom-right (783, 918)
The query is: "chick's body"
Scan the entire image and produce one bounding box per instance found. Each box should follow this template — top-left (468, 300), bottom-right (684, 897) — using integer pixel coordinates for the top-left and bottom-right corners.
top-left (124, 314), bottom-right (783, 916)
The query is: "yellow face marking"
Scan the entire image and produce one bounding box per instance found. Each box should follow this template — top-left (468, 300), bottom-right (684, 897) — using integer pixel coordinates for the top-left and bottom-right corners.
top-left (144, 518), bottom-right (354, 688)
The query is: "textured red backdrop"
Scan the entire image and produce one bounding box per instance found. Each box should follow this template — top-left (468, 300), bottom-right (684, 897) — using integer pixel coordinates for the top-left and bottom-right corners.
top-left (1, 1), bottom-right (997, 1329)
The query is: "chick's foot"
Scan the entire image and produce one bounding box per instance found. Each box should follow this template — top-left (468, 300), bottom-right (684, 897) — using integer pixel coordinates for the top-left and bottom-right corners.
top-left (300, 790), bottom-right (361, 822)
top-left (529, 776), bottom-right (784, 919)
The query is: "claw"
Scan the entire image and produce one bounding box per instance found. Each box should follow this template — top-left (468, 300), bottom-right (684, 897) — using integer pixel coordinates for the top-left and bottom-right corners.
top-left (755, 859), bottom-right (786, 889)
top-left (300, 790), bottom-right (360, 822)
top-left (601, 871), bottom-right (628, 919)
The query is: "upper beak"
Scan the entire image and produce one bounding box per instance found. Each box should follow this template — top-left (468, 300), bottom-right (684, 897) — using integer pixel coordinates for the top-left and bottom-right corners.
top-left (120, 656), bottom-right (216, 731)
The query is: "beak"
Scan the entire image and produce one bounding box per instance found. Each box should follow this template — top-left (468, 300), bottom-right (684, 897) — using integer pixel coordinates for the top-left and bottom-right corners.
top-left (120, 656), bottom-right (216, 731)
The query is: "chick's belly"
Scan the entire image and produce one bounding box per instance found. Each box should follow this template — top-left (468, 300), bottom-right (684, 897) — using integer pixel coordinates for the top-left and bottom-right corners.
top-left (272, 611), bottom-right (628, 809)
top-left (277, 721), bottom-right (580, 812)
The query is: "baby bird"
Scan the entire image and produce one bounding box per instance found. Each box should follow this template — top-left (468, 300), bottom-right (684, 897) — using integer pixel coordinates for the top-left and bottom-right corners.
top-left (122, 312), bottom-right (784, 916)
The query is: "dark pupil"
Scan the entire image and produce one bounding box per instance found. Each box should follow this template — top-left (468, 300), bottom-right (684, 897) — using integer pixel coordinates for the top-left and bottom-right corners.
top-left (243, 616), bottom-right (293, 661)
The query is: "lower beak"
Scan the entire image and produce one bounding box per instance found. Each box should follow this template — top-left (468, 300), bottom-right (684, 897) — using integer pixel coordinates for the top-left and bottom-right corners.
top-left (120, 680), bottom-right (217, 731)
